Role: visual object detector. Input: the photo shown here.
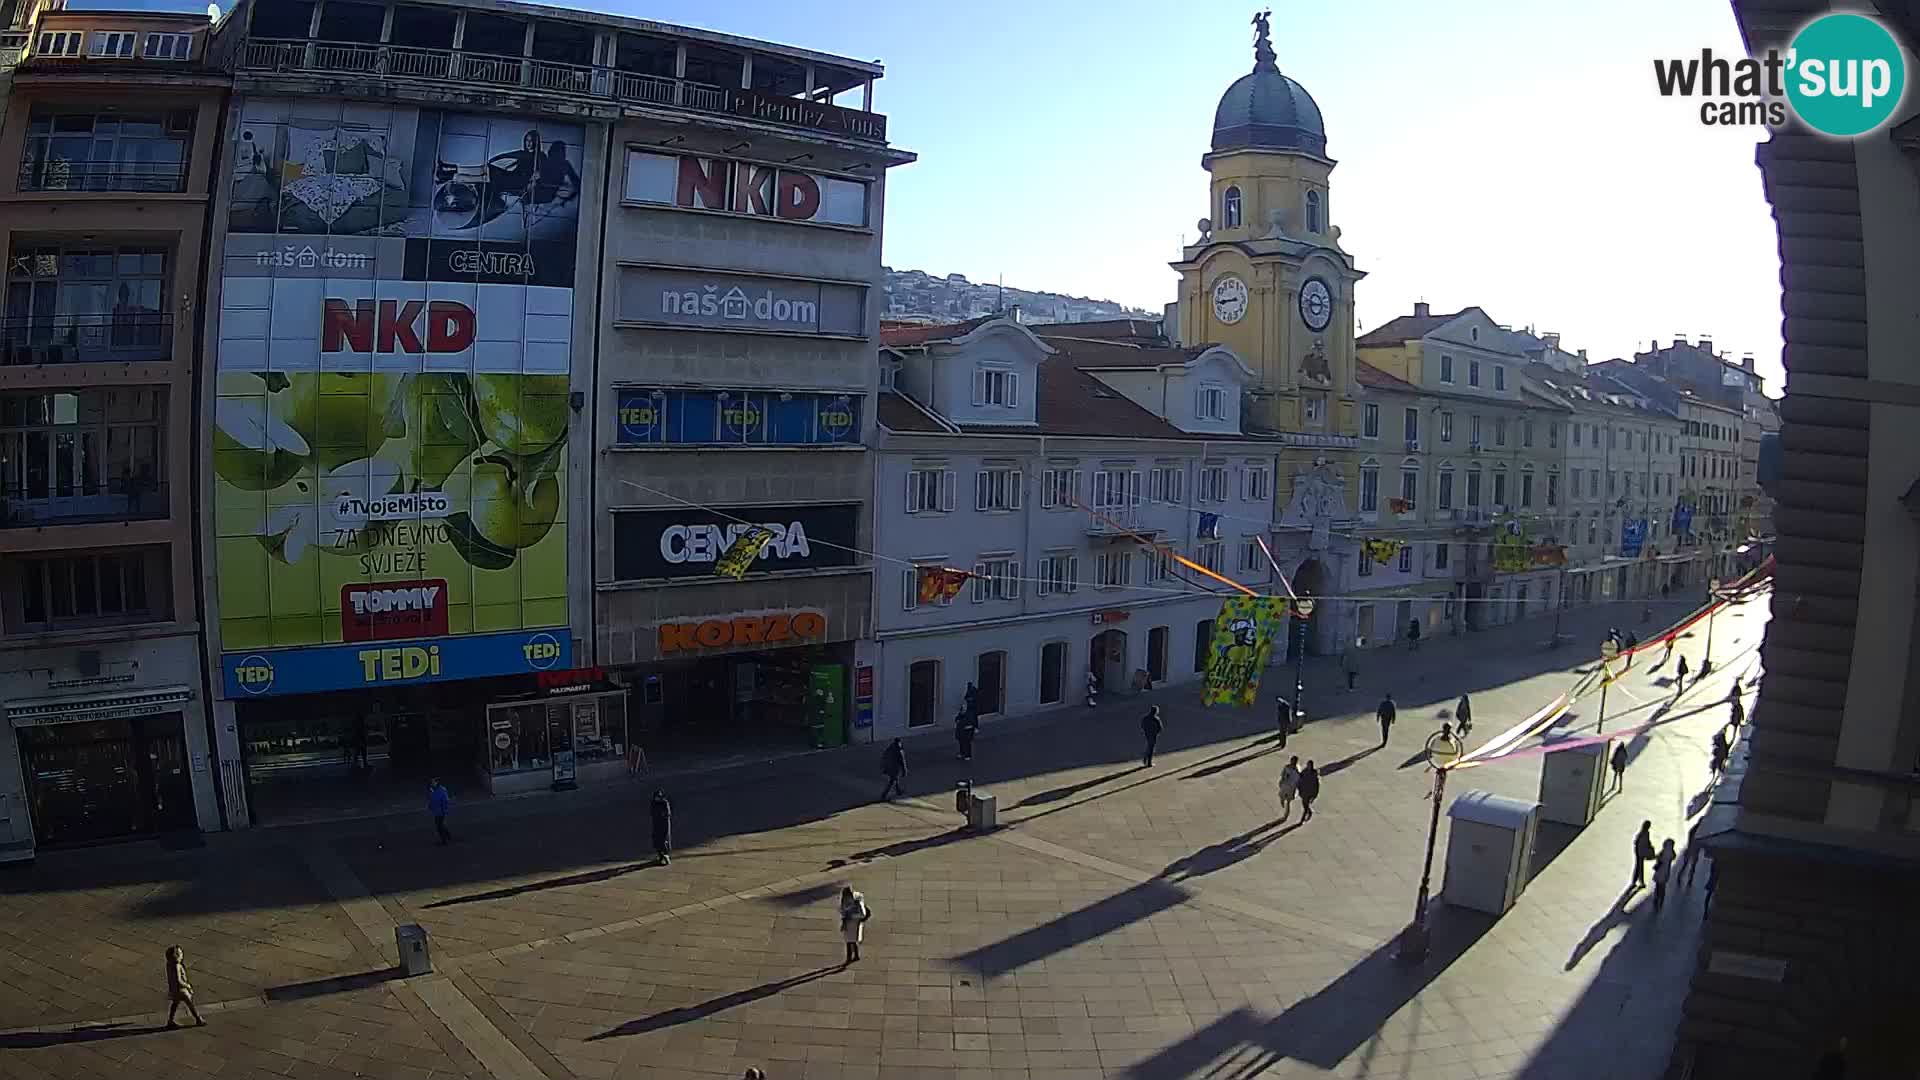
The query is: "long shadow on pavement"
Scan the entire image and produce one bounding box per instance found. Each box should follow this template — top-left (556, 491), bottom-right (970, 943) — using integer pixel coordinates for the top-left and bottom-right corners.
top-left (586, 965), bottom-right (841, 1040)
top-left (0, 1023), bottom-right (172, 1049)
top-left (1013, 766), bottom-right (1143, 806)
top-left (264, 966), bottom-right (401, 1002)
top-left (950, 879), bottom-right (1193, 980)
top-left (423, 861), bottom-right (659, 908)
top-left (1522, 885), bottom-right (1696, 1079)
top-left (1119, 908), bottom-right (1495, 1077)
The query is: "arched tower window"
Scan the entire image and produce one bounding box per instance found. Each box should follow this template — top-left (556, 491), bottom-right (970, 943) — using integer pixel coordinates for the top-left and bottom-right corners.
top-left (1223, 186), bottom-right (1242, 229)
top-left (1305, 190), bottom-right (1322, 233)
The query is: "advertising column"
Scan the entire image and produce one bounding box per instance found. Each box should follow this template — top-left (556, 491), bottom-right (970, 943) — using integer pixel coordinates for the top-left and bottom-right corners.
top-left (211, 99), bottom-right (581, 701)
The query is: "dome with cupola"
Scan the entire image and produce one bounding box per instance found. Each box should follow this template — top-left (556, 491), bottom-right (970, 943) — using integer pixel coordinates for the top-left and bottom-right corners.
top-left (1211, 10), bottom-right (1327, 156)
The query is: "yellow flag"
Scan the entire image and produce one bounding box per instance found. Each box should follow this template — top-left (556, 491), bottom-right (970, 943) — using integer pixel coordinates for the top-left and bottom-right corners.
top-left (714, 527), bottom-right (775, 579)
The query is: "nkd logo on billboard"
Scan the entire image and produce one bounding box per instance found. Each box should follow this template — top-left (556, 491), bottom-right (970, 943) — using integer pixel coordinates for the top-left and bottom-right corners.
top-left (624, 150), bottom-right (869, 228)
top-left (324, 299), bottom-right (476, 353)
top-left (1653, 13), bottom-right (1907, 135)
top-left (613, 503), bottom-right (859, 581)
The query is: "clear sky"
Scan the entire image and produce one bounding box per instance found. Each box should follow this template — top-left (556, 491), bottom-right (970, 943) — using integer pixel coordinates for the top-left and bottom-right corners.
top-left (603, 0), bottom-right (1785, 391)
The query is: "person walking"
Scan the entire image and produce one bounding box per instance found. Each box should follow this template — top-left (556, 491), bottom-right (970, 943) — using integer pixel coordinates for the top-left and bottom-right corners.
top-left (879, 738), bottom-right (907, 801)
top-left (962, 681), bottom-right (979, 719)
top-left (428, 778), bottom-right (452, 845)
top-left (1297, 760), bottom-right (1321, 822)
top-left (164, 945), bottom-right (206, 1029)
top-left (1729, 690), bottom-right (1746, 730)
top-left (838, 886), bottom-right (871, 965)
top-left (1675, 655), bottom-right (1690, 695)
top-left (1632, 820), bottom-right (1656, 890)
top-left (1376, 693), bottom-right (1397, 747)
top-left (1710, 729), bottom-right (1731, 780)
top-left (1341, 646), bottom-right (1359, 692)
top-left (1276, 756), bottom-right (1301, 821)
top-left (1623, 631), bottom-right (1638, 669)
top-left (1651, 837), bottom-right (1678, 911)
top-left (1141, 705), bottom-right (1164, 767)
top-left (1274, 696), bottom-right (1293, 747)
top-left (1406, 619), bottom-right (1421, 652)
top-left (1610, 742), bottom-right (1629, 792)
top-left (1680, 820), bottom-right (1707, 887)
top-left (1455, 693), bottom-right (1473, 738)
top-left (954, 709), bottom-right (978, 762)
top-left (650, 789), bottom-right (673, 866)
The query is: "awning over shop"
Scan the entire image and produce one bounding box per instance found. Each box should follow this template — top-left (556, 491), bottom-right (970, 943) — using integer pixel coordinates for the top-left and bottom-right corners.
top-left (5, 686), bottom-right (194, 728)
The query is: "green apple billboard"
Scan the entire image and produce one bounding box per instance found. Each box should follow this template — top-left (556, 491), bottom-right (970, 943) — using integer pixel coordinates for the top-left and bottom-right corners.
top-left (214, 100), bottom-right (582, 698)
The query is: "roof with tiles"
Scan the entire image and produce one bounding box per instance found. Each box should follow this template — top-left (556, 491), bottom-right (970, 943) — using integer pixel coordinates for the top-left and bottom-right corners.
top-left (878, 316), bottom-right (995, 347)
top-left (1033, 333), bottom-right (1211, 370)
top-left (1355, 308), bottom-right (1470, 347)
top-left (1354, 362), bottom-right (1419, 393)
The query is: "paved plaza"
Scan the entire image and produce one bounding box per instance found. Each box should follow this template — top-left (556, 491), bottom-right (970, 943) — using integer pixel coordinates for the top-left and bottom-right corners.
top-left (0, 596), bottom-right (1766, 1080)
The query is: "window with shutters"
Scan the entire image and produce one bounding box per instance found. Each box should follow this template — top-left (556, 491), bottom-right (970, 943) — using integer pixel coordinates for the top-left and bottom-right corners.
top-left (1145, 547), bottom-right (1173, 583)
top-left (1398, 547), bottom-right (1413, 573)
top-left (1362, 403), bottom-right (1379, 438)
top-left (971, 554), bottom-right (1021, 602)
top-left (1241, 465), bottom-right (1271, 502)
top-left (1196, 540), bottom-right (1224, 573)
top-left (905, 467), bottom-right (954, 514)
top-left (1149, 465), bottom-right (1183, 504)
top-left (1359, 465), bottom-right (1378, 512)
top-left (1197, 465), bottom-right (1229, 503)
top-left (1040, 467), bottom-right (1079, 509)
top-left (1197, 384), bottom-right (1227, 420)
top-left (1437, 466), bottom-right (1455, 509)
top-left (974, 467), bottom-right (1022, 511)
top-left (1440, 411), bottom-right (1453, 443)
top-left (1091, 467), bottom-right (1139, 510)
top-left (974, 366), bottom-right (1018, 408)
top-left (1466, 467), bottom-right (1483, 506)
top-left (1036, 552), bottom-right (1078, 596)
top-left (1095, 549), bottom-right (1133, 589)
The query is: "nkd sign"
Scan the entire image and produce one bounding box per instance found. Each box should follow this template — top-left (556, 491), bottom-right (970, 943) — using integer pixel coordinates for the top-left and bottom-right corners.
top-left (623, 150), bottom-right (869, 228)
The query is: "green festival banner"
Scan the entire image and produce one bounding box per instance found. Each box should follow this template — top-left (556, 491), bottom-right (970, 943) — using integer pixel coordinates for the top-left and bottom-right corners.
top-left (1201, 596), bottom-right (1290, 707)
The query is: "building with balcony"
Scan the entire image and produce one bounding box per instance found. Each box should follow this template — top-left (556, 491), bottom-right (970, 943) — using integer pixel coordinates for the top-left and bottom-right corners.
top-left (197, 0), bottom-right (908, 822)
top-left (868, 316), bottom-right (1283, 731)
top-left (1670, 5), bottom-right (1920, 1076)
top-left (1598, 359), bottom-right (1749, 583)
top-left (0, 2), bottom-right (228, 860)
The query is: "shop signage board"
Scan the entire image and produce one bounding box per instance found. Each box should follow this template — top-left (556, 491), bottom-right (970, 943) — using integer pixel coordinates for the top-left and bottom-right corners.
top-left (622, 150), bottom-right (869, 228)
top-left (614, 388), bottom-right (860, 446)
top-left (616, 267), bottom-right (866, 337)
top-left (612, 503), bottom-right (859, 581)
top-left (220, 629), bottom-right (570, 698)
top-left (853, 662), bottom-right (874, 730)
top-left (656, 610), bottom-right (828, 655)
top-left (213, 99), bottom-right (581, 688)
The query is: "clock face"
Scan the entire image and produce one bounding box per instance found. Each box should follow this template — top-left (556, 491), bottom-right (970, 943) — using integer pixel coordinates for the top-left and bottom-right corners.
top-left (1299, 277), bottom-right (1334, 332)
top-left (1211, 275), bottom-right (1249, 325)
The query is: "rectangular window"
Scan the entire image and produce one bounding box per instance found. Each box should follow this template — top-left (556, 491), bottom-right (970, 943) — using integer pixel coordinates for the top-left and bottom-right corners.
top-left (1196, 540), bottom-right (1224, 574)
top-left (1572, 424), bottom-right (1582, 447)
top-left (1149, 465), bottom-right (1183, 505)
top-left (1304, 395), bottom-right (1325, 424)
top-left (1438, 470), bottom-right (1454, 509)
top-left (1398, 547), bottom-right (1413, 573)
top-left (1439, 354), bottom-right (1454, 383)
top-left (1494, 365), bottom-right (1507, 391)
top-left (1358, 551), bottom-right (1373, 576)
top-left (1440, 412), bottom-right (1453, 443)
top-left (1359, 466), bottom-right (1379, 512)
top-left (905, 468), bottom-right (954, 514)
top-left (1493, 471), bottom-right (1509, 506)
top-left (1547, 473), bottom-right (1560, 506)
top-left (14, 546), bottom-right (165, 630)
top-left (971, 555), bottom-right (1021, 603)
top-left (901, 562), bottom-right (959, 611)
top-left (974, 366), bottom-right (1018, 408)
top-left (1198, 465), bottom-right (1229, 503)
top-left (1591, 423), bottom-right (1600, 445)
top-left (1040, 467), bottom-right (1080, 509)
top-left (1095, 549), bottom-right (1133, 589)
top-left (1036, 552), bottom-right (1079, 596)
top-left (0, 389), bottom-right (167, 525)
top-left (89, 31), bottom-right (136, 57)
top-left (1608, 471), bottom-right (1616, 495)
top-left (1241, 465), bottom-right (1271, 502)
top-left (1399, 469), bottom-right (1418, 508)
top-left (1523, 420), bottom-right (1534, 448)
top-left (5, 245), bottom-right (173, 357)
top-left (1404, 408), bottom-right (1419, 444)
top-left (36, 31), bottom-right (82, 56)
top-left (1238, 536), bottom-right (1265, 574)
top-left (1521, 473), bottom-right (1534, 508)
top-left (1466, 470), bottom-right (1483, 506)
top-left (1495, 417), bottom-right (1507, 446)
top-left (1549, 423), bottom-right (1559, 449)
top-left (974, 468), bottom-right (1022, 511)
top-left (1433, 543), bottom-right (1450, 570)
top-left (1197, 383), bottom-right (1227, 420)
top-left (1362, 403), bottom-right (1379, 438)
top-left (1145, 547), bottom-right (1173, 583)
top-left (1091, 467), bottom-right (1137, 510)
top-left (144, 32), bottom-right (193, 59)
top-left (1591, 470), bottom-right (1600, 497)
top-left (1470, 415), bottom-right (1482, 446)
top-left (1469, 359), bottom-right (1481, 387)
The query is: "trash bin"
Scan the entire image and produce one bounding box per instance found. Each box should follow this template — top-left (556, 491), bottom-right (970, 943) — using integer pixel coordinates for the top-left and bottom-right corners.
top-left (396, 924), bottom-right (432, 976)
top-left (954, 780), bottom-right (973, 816)
top-left (966, 790), bottom-right (997, 831)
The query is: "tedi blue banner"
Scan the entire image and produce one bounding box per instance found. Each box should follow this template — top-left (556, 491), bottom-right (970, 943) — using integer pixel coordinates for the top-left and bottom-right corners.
top-left (222, 629), bottom-right (570, 698)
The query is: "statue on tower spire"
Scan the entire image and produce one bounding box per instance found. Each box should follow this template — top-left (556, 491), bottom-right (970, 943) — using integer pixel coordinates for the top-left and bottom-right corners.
top-left (1252, 9), bottom-right (1277, 72)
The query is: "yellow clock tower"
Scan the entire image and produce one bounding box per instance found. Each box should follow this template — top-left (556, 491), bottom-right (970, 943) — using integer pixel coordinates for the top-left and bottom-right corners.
top-left (1171, 11), bottom-right (1364, 441)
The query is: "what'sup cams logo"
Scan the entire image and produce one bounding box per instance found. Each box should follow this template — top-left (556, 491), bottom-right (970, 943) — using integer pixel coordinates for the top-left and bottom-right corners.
top-left (1654, 12), bottom-right (1907, 136)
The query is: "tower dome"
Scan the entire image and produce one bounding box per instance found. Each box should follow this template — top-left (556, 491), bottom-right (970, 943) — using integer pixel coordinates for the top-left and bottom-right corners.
top-left (1211, 11), bottom-right (1327, 156)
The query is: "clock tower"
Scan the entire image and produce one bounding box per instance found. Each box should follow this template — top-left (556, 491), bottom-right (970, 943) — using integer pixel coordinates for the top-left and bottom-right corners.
top-left (1171, 10), bottom-right (1365, 438)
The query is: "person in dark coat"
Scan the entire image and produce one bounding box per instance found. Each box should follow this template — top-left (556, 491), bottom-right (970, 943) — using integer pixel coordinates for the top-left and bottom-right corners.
top-left (1610, 742), bottom-right (1629, 791)
top-left (1632, 820), bottom-right (1656, 889)
top-left (954, 709), bottom-right (978, 762)
top-left (1406, 619), bottom-right (1421, 651)
top-left (1376, 693), bottom-right (1397, 746)
top-left (1680, 819), bottom-right (1707, 887)
top-left (1675, 655), bottom-right (1691, 694)
top-left (1710, 729), bottom-right (1731, 779)
top-left (962, 681), bottom-right (979, 718)
top-left (879, 738), bottom-right (907, 801)
top-left (1141, 706), bottom-right (1164, 767)
top-left (1729, 691), bottom-right (1746, 730)
top-left (650, 789), bottom-right (673, 865)
top-left (1274, 696), bottom-right (1293, 747)
top-left (1455, 693), bottom-right (1473, 737)
top-left (428, 778), bottom-right (452, 845)
top-left (1297, 760), bottom-right (1321, 821)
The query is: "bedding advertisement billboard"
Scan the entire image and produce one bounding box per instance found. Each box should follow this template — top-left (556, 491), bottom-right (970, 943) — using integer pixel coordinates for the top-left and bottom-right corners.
top-left (213, 99), bottom-right (582, 696)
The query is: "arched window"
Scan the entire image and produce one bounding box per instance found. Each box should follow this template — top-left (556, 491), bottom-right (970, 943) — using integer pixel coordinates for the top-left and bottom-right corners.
top-left (1305, 190), bottom-right (1322, 233)
top-left (1223, 186), bottom-right (1242, 229)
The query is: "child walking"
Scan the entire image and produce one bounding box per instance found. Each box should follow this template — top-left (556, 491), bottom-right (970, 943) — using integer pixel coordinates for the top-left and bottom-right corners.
top-left (165, 946), bottom-right (206, 1028)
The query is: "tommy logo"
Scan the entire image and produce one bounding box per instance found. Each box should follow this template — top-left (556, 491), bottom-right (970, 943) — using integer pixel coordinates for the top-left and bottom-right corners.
top-left (340, 579), bottom-right (450, 642)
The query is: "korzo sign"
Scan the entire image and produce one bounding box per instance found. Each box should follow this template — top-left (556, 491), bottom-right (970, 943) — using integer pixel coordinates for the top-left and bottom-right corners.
top-left (613, 503), bottom-right (858, 581)
top-left (618, 267), bottom-right (866, 337)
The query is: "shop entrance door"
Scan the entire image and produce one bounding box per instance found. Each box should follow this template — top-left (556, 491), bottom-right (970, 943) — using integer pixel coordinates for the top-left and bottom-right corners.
top-left (1147, 627), bottom-right (1169, 683)
top-left (908, 659), bottom-right (940, 728)
top-left (975, 651), bottom-right (1005, 716)
top-left (1039, 642), bottom-right (1065, 705)
top-left (18, 713), bottom-right (194, 846)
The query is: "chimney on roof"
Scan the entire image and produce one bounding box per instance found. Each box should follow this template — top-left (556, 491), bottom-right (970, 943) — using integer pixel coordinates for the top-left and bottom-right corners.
top-left (1542, 332), bottom-right (1560, 349)
top-left (1742, 352), bottom-right (1755, 372)
top-left (1578, 348), bottom-right (1588, 360)
top-left (1698, 337), bottom-right (1713, 354)
top-left (1413, 301), bottom-right (1430, 318)
top-left (1673, 335), bottom-right (1687, 347)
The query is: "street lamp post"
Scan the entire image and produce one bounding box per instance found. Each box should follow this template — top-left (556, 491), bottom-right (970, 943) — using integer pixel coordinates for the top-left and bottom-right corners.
top-left (1598, 639), bottom-right (1619, 732)
top-left (1396, 727), bottom-right (1465, 965)
top-left (1701, 577), bottom-right (1721, 677)
top-left (1292, 598), bottom-right (1316, 727)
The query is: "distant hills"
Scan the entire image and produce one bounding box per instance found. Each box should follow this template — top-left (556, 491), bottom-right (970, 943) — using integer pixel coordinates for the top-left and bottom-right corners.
top-left (883, 267), bottom-right (1154, 325)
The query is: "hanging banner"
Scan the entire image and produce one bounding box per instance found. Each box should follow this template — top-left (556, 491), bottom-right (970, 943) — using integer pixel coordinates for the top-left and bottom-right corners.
top-left (1360, 538), bottom-right (1406, 565)
top-left (713, 526), bottom-right (775, 579)
top-left (915, 566), bottom-right (971, 604)
top-left (1201, 596), bottom-right (1289, 707)
top-left (1491, 514), bottom-right (1535, 573)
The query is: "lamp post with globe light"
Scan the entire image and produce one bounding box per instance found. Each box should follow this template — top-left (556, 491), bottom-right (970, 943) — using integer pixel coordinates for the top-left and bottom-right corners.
top-left (1598, 638), bottom-right (1620, 732)
top-left (1395, 725), bottom-right (1465, 965)
top-left (1701, 577), bottom-right (1722, 677)
top-left (1291, 598), bottom-right (1315, 728)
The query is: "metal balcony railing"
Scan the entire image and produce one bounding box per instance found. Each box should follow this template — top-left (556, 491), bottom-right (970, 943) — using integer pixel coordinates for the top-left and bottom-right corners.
top-left (18, 158), bottom-right (189, 194)
top-left (1085, 505), bottom-right (1140, 535)
top-left (1, 313), bottom-right (173, 365)
top-left (239, 38), bottom-right (890, 143)
top-left (1, 480), bottom-right (170, 528)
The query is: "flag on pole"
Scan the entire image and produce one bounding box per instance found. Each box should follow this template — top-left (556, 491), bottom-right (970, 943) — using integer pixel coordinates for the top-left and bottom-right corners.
top-left (916, 566), bottom-right (972, 604)
top-left (713, 527), bottom-right (776, 579)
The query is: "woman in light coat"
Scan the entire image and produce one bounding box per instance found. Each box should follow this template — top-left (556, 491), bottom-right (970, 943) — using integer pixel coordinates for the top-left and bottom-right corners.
top-left (1276, 756), bottom-right (1301, 821)
top-left (839, 885), bottom-right (871, 965)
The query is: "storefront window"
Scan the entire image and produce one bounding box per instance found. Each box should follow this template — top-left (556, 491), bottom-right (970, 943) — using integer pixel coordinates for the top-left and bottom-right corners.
top-left (244, 712), bottom-right (389, 776)
top-left (486, 692), bottom-right (626, 775)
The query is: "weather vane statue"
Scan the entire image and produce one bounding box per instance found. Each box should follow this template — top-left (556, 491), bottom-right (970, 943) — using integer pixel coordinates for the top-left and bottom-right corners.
top-left (1252, 9), bottom-right (1277, 71)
